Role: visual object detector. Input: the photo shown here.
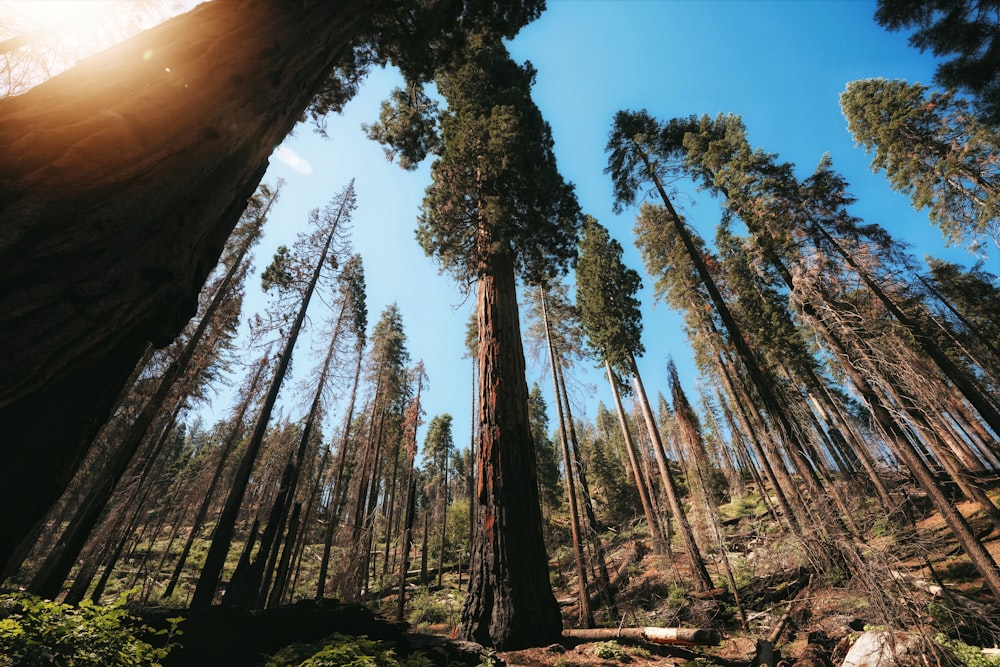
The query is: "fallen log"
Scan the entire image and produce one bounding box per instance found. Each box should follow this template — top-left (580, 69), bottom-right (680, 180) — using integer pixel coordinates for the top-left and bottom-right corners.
top-left (767, 574), bottom-right (813, 645)
top-left (889, 570), bottom-right (991, 614)
top-left (562, 627), bottom-right (721, 646)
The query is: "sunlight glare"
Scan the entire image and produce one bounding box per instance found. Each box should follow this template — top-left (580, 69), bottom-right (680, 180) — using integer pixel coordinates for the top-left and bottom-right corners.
top-left (5, 1), bottom-right (119, 36)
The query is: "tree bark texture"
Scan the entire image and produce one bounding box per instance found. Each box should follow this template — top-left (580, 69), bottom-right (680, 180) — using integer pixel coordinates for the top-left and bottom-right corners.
top-left (0, 0), bottom-right (366, 571)
top-left (460, 246), bottom-right (561, 649)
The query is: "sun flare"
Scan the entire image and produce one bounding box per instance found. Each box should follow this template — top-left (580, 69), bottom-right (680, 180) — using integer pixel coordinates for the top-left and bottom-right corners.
top-left (2, 0), bottom-right (129, 47)
top-left (0, 1), bottom-right (198, 95)
top-left (5, 1), bottom-right (118, 29)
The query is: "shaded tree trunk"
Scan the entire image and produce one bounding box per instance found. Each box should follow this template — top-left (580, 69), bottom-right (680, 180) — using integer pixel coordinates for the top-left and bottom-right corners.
top-left (0, 0), bottom-right (366, 571)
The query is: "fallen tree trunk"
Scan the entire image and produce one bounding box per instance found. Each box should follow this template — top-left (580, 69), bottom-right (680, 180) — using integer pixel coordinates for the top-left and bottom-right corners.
top-left (562, 627), bottom-right (721, 646)
top-left (889, 570), bottom-right (991, 614)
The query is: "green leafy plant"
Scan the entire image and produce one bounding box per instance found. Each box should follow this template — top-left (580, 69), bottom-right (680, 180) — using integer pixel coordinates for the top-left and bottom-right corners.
top-left (592, 640), bottom-right (627, 660)
top-left (936, 633), bottom-right (1000, 667)
top-left (406, 589), bottom-right (462, 630)
top-left (477, 647), bottom-right (497, 667)
top-left (264, 633), bottom-right (431, 667)
top-left (0, 590), bottom-right (179, 667)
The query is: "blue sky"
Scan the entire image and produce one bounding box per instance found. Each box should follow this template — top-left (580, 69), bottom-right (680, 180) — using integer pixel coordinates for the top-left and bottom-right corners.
top-left (211, 0), bottom-right (988, 466)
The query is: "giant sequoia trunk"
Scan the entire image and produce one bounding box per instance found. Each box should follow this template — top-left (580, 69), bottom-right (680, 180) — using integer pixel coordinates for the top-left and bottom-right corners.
top-left (460, 245), bottom-right (561, 649)
top-left (0, 0), bottom-right (367, 572)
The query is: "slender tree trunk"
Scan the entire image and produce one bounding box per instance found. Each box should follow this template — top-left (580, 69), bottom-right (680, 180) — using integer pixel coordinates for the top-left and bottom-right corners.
top-left (192, 187), bottom-right (350, 608)
top-left (163, 356), bottom-right (267, 599)
top-left (557, 365), bottom-right (617, 621)
top-left (316, 344), bottom-right (364, 599)
top-left (267, 502), bottom-right (301, 607)
top-left (396, 477), bottom-right (417, 622)
top-left (541, 289), bottom-right (592, 628)
top-left (630, 356), bottom-right (713, 592)
top-left (437, 444), bottom-right (450, 590)
top-left (605, 361), bottom-right (665, 553)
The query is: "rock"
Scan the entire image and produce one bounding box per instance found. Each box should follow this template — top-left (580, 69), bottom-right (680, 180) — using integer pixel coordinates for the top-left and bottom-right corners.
top-left (840, 631), bottom-right (923, 667)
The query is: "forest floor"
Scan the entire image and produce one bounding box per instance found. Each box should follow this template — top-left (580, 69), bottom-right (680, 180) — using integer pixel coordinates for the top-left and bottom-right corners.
top-left (150, 486), bottom-right (1000, 666)
top-left (402, 490), bottom-right (1000, 667)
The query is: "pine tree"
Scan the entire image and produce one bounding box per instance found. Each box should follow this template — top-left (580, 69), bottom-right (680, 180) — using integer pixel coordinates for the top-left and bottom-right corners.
top-left (840, 78), bottom-right (999, 248)
top-left (576, 216), bottom-right (712, 590)
top-left (423, 414), bottom-right (454, 589)
top-left (192, 181), bottom-right (355, 608)
top-left (874, 0), bottom-right (1000, 123)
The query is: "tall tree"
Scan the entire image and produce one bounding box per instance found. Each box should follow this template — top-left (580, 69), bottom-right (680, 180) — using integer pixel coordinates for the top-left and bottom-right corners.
top-left (366, 34), bottom-right (579, 648)
top-left (192, 182), bottom-right (355, 608)
top-left (840, 78), bottom-right (999, 249)
top-left (0, 0), bottom-right (545, 575)
top-left (528, 285), bottom-right (592, 627)
top-left (344, 303), bottom-right (410, 600)
top-left (575, 216), bottom-right (711, 588)
top-left (423, 414), bottom-right (454, 588)
top-left (874, 0), bottom-right (1000, 123)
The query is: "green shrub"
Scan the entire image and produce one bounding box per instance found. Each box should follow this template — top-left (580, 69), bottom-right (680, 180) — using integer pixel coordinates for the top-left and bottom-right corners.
top-left (406, 589), bottom-right (462, 629)
top-left (936, 633), bottom-right (1000, 667)
top-left (0, 591), bottom-right (180, 667)
top-left (264, 634), bottom-right (429, 667)
top-left (592, 640), bottom-right (627, 660)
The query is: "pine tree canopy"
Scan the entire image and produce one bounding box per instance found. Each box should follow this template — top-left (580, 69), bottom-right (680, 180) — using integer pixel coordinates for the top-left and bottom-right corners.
top-left (875, 0), bottom-right (1000, 123)
top-left (840, 77), bottom-right (999, 248)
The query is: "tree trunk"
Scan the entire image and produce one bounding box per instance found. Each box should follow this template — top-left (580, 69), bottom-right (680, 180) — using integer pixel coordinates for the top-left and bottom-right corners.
top-left (192, 186), bottom-right (350, 608)
top-left (396, 477), bottom-right (417, 623)
top-left (562, 627), bottom-right (720, 646)
top-left (316, 344), bottom-right (364, 599)
top-left (540, 288), bottom-right (593, 628)
top-left (605, 361), bottom-right (666, 554)
top-left (0, 0), bottom-right (366, 571)
top-left (558, 362), bottom-right (617, 621)
top-left (459, 245), bottom-right (561, 649)
top-left (630, 357), bottom-right (714, 592)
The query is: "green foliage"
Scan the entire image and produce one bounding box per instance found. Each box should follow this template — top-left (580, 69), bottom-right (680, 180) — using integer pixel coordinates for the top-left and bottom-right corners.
top-left (406, 589), bottom-right (463, 629)
top-left (0, 591), bottom-right (179, 667)
top-left (575, 216), bottom-right (644, 376)
top-left (840, 77), bottom-right (1000, 248)
top-left (262, 245), bottom-right (296, 292)
top-left (339, 254), bottom-right (368, 348)
top-left (264, 633), bottom-right (430, 667)
top-left (363, 84), bottom-right (441, 170)
top-left (592, 640), bottom-right (627, 660)
top-left (722, 493), bottom-right (767, 521)
top-left (528, 384), bottom-right (563, 510)
top-left (935, 633), bottom-right (1000, 667)
top-left (409, 36), bottom-right (581, 286)
top-left (422, 414), bottom-right (455, 483)
top-left (874, 0), bottom-right (1000, 123)
top-left (477, 647), bottom-right (498, 667)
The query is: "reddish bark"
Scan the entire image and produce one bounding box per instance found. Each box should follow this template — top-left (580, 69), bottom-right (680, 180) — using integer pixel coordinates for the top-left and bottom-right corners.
top-left (461, 245), bottom-right (561, 649)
